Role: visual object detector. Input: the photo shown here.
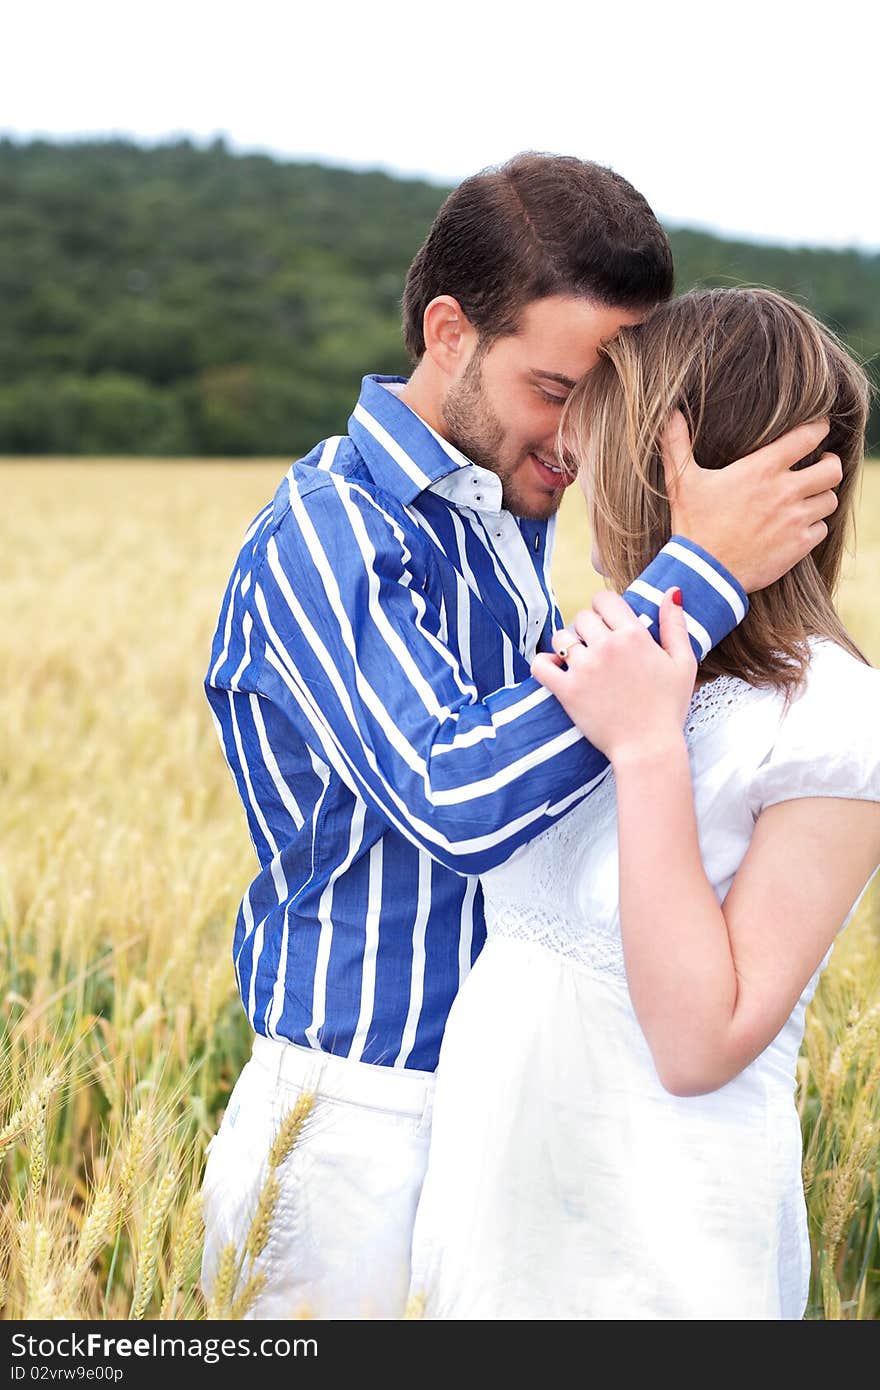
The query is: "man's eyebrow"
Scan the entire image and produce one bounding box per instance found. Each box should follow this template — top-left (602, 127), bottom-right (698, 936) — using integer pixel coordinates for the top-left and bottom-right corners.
top-left (532, 371), bottom-right (577, 389)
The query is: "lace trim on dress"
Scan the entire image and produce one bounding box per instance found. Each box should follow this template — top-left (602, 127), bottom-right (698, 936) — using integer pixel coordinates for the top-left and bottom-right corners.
top-left (684, 674), bottom-right (756, 741)
top-left (484, 673), bottom-right (763, 981)
top-left (484, 894), bottom-right (631, 981)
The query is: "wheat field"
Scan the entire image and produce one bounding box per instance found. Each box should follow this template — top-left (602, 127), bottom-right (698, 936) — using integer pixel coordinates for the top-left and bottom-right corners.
top-left (1, 458), bottom-right (878, 1320)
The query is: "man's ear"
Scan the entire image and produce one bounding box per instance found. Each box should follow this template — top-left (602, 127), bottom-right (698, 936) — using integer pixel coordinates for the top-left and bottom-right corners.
top-left (422, 296), bottom-right (478, 377)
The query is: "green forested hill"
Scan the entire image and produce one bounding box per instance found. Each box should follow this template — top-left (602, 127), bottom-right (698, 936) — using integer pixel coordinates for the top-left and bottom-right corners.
top-left (1, 138), bottom-right (877, 455)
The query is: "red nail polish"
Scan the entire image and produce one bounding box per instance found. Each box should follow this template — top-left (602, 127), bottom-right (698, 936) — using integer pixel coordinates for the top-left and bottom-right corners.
top-left (672, 588), bottom-right (683, 606)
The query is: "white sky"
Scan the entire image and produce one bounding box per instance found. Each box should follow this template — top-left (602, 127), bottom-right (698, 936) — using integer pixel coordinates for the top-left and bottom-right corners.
top-left (6, 0), bottom-right (879, 250)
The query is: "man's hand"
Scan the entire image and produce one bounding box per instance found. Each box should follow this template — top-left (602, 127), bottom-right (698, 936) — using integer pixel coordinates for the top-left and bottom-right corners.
top-left (662, 411), bottom-right (842, 593)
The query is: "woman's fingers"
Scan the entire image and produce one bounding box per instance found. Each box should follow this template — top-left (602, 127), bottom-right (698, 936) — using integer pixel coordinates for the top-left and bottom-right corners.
top-left (572, 610), bottom-right (609, 647)
top-left (553, 593), bottom-right (642, 662)
top-left (531, 651), bottom-right (568, 694)
top-left (551, 628), bottom-right (579, 657)
top-left (552, 608), bottom-right (610, 662)
top-left (592, 590), bottom-right (642, 629)
top-left (557, 590), bottom-right (691, 663)
top-left (659, 587), bottom-right (696, 672)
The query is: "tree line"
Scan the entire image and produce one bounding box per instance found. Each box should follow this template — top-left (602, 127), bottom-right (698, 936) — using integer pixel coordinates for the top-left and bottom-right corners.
top-left (1, 138), bottom-right (877, 456)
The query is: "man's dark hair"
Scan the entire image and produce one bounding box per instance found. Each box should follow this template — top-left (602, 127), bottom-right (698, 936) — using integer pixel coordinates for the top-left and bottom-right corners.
top-left (402, 152), bottom-right (674, 362)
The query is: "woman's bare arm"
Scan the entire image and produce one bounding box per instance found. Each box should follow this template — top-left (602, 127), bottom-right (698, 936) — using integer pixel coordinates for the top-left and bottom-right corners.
top-left (532, 589), bottom-right (880, 1095)
top-left (613, 740), bottom-right (880, 1094)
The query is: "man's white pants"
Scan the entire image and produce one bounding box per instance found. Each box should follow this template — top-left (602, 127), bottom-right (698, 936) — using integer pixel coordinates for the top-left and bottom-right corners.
top-left (200, 1034), bottom-right (435, 1319)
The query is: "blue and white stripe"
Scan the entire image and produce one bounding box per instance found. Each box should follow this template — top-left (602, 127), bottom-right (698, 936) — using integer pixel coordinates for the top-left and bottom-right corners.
top-left (206, 374), bottom-right (748, 1070)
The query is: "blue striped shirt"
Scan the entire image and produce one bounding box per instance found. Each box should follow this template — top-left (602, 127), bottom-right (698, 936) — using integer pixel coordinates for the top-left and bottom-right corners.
top-left (206, 374), bottom-right (748, 1071)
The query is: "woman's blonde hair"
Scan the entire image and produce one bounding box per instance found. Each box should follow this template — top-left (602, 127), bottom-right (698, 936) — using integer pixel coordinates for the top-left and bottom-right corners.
top-left (560, 287), bottom-right (871, 690)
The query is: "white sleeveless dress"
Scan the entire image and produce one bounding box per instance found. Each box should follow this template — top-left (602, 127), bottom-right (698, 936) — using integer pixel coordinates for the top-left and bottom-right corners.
top-left (409, 639), bottom-right (880, 1320)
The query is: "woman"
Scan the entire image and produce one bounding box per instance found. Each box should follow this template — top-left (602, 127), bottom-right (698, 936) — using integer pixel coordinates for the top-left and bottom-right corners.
top-left (408, 288), bottom-right (880, 1320)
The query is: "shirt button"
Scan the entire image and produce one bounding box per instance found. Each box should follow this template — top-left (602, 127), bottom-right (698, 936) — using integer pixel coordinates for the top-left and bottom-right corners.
top-left (474, 494), bottom-right (483, 502)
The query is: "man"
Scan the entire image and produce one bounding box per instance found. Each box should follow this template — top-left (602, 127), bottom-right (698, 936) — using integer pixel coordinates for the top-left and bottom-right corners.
top-left (200, 154), bottom-right (840, 1317)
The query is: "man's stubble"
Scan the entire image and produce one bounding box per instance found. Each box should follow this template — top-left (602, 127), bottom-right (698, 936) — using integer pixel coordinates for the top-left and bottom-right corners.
top-left (441, 348), bottom-right (563, 522)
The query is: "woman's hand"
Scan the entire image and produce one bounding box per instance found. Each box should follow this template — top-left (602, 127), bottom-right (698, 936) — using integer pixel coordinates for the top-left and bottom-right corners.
top-left (531, 587), bottom-right (697, 764)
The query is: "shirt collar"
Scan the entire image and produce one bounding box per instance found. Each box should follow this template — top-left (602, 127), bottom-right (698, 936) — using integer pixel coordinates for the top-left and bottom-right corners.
top-left (349, 374), bottom-right (484, 505)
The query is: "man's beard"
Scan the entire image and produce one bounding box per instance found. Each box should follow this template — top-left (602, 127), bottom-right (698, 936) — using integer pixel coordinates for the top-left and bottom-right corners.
top-left (441, 349), bottom-right (562, 520)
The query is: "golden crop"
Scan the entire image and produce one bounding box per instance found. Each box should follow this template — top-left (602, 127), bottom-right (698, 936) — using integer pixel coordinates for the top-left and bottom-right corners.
top-left (1, 459), bottom-right (878, 1319)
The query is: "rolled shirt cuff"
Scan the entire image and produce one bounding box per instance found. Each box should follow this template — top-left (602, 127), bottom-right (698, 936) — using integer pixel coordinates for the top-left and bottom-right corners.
top-left (622, 536), bottom-right (749, 661)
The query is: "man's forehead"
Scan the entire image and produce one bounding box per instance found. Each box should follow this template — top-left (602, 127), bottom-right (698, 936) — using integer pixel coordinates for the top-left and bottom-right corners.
top-left (503, 295), bottom-right (646, 372)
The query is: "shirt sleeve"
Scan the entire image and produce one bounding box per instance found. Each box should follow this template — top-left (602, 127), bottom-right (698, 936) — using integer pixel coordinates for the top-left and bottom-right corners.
top-left (748, 643), bottom-right (880, 816)
top-left (222, 479), bottom-right (747, 876)
top-left (621, 536), bottom-right (748, 661)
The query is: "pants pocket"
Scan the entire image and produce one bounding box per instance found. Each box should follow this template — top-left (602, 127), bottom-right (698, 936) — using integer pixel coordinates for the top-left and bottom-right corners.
top-left (201, 1058), bottom-right (432, 1318)
top-left (200, 1058), bottom-right (287, 1293)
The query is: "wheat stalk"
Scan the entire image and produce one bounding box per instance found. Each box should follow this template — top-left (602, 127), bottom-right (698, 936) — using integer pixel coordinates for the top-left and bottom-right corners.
top-left (159, 1189), bottom-right (205, 1319)
top-left (823, 1121), bottom-right (877, 1266)
top-left (0, 1103), bottom-right (31, 1161)
top-left (117, 1108), bottom-right (150, 1213)
top-left (129, 1168), bottom-right (177, 1320)
top-left (230, 1270), bottom-right (267, 1319)
top-left (205, 1091), bottom-right (317, 1318)
top-left (18, 1221), bottom-right (52, 1316)
top-left (27, 1101), bottom-right (48, 1201)
top-left (205, 1241), bottom-right (240, 1320)
top-left (244, 1172), bottom-right (280, 1264)
top-left (268, 1091), bottom-right (315, 1169)
top-left (55, 1183), bottom-right (118, 1317)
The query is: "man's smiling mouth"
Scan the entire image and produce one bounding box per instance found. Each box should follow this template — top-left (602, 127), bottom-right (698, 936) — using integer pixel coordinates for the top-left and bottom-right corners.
top-left (531, 451), bottom-right (569, 483)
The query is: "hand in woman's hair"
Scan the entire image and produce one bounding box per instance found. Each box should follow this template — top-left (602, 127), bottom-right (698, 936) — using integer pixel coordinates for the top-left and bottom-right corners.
top-left (661, 411), bottom-right (842, 593)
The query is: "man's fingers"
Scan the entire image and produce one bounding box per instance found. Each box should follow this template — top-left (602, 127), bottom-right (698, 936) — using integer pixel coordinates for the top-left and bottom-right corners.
top-left (592, 591), bottom-right (641, 629)
top-left (803, 488), bottom-right (840, 525)
top-left (744, 417), bottom-right (830, 476)
top-left (659, 409), bottom-right (695, 501)
top-left (790, 451), bottom-right (843, 498)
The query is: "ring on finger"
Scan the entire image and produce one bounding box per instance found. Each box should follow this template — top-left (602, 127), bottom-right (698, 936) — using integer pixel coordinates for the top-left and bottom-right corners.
top-left (558, 637), bottom-right (587, 662)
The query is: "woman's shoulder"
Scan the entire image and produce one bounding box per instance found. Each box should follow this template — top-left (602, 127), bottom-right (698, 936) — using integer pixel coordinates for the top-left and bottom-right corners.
top-left (689, 637), bottom-right (875, 751)
top-left (772, 635), bottom-right (880, 758)
top-left (790, 636), bottom-right (879, 714)
top-left (804, 632), bottom-right (875, 671)
top-left (747, 636), bottom-right (880, 814)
